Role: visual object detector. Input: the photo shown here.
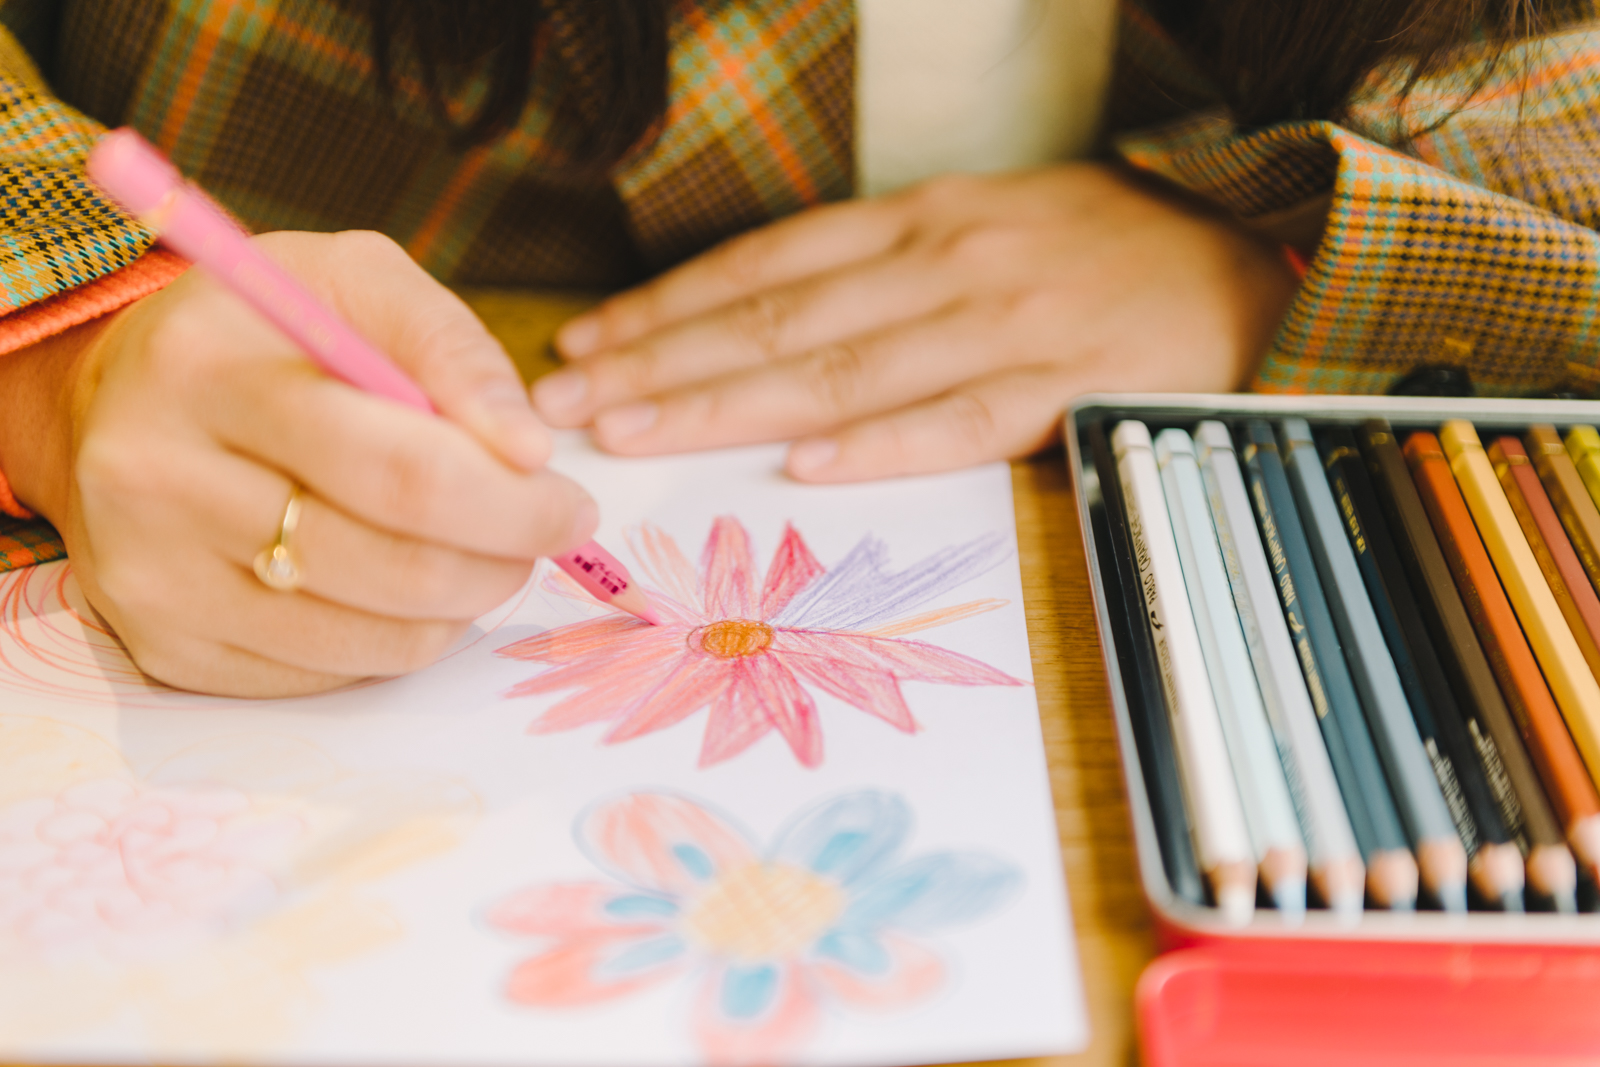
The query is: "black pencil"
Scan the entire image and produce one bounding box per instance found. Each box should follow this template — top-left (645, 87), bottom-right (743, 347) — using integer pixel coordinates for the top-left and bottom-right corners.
top-left (1321, 426), bottom-right (1524, 910)
top-left (1362, 419), bottom-right (1579, 912)
top-left (1087, 420), bottom-right (1205, 905)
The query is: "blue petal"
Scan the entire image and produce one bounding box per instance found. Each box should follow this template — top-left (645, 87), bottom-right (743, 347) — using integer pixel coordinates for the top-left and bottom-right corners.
top-left (770, 791), bottom-right (910, 885)
top-left (673, 843), bottom-right (715, 881)
top-left (594, 935), bottom-right (687, 979)
top-left (841, 853), bottom-right (1022, 932)
top-left (603, 894), bottom-right (681, 919)
top-left (772, 532), bottom-right (1011, 631)
top-left (814, 930), bottom-right (891, 975)
top-left (721, 964), bottom-right (779, 1020)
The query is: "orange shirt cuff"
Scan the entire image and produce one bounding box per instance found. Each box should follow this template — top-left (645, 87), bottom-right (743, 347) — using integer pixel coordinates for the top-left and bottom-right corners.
top-left (0, 248), bottom-right (190, 519)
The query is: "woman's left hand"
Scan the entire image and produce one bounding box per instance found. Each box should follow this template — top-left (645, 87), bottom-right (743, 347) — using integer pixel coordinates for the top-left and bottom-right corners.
top-left (533, 162), bottom-right (1300, 482)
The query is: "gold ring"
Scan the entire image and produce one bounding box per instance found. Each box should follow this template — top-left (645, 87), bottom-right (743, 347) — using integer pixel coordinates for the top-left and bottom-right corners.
top-left (253, 485), bottom-right (305, 592)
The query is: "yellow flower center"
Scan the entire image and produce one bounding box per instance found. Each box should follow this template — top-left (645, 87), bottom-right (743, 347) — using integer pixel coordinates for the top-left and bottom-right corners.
top-left (682, 862), bottom-right (845, 961)
top-left (693, 619), bottom-right (775, 659)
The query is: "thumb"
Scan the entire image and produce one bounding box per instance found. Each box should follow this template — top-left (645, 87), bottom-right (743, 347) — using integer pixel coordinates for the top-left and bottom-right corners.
top-left (266, 229), bottom-right (552, 472)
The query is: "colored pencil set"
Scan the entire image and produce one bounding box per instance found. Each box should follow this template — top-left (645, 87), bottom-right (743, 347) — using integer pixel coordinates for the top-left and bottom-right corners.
top-left (1086, 414), bottom-right (1600, 923)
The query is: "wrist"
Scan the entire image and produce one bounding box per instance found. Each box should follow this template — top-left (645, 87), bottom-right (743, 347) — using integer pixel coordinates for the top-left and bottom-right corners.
top-left (0, 311), bottom-right (121, 525)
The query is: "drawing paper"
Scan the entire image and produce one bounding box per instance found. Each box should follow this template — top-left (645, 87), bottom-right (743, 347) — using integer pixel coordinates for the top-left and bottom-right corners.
top-left (0, 435), bottom-right (1084, 1067)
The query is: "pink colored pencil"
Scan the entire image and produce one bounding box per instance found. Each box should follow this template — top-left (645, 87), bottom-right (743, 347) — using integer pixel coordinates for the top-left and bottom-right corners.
top-left (86, 127), bottom-right (659, 626)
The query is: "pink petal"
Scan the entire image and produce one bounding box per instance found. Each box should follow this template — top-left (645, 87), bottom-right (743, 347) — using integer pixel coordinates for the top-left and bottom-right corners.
top-left (627, 523), bottom-right (705, 616)
top-left (698, 665), bottom-right (774, 767)
top-left (759, 523), bottom-right (824, 619)
top-left (582, 793), bottom-right (755, 896)
top-left (524, 653), bottom-right (688, 732)
top-left (497, 616), bottom-right (682, 665)
top-left (775, 630), bottom-right (1025, 687)
top-left (485, 882), bottom-right (668, 942)
top-left (701, 516), bottom-right (759, 619)
top-left (693, 962), bottom-right (821, 1067)
top-left (783, 656), bottom-right (917, 733)
top-left (810, 933), bottom-right (945, 1010)
top-left (505, 939), bottom-right (684, 1008)
top-left (605, 655), bottom-right (731, 744)
top-left (744, 653), bottom-right (823, 768)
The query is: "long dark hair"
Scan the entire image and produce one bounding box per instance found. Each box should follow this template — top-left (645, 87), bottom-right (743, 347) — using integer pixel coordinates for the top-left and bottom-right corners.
top-left (1148, 0), bottom-right (1558, 129)
top-left (367, 0), bottom-right (670, 171)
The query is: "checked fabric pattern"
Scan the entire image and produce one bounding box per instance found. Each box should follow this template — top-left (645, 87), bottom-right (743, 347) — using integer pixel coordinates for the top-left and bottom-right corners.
top-left (1117, 18), bottom-right (1600, 396)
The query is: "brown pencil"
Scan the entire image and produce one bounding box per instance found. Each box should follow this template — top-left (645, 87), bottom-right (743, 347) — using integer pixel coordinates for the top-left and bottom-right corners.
top-left (1362, 420), bottom-right (1577, 911)
top-left (1492, 436), bottom-right (1600, 683)
top-left (1406, 431), bottom-right (1600, 885)
top-left (1528, 425), bottom-right (1600, 599)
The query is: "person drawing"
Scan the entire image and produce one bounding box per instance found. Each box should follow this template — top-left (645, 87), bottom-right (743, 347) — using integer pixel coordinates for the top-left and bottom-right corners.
top-left (0, 0), bottom-right (1587, 695)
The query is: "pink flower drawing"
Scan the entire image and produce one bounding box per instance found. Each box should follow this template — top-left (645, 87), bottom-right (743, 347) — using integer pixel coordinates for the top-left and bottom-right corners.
top-left (0, 776), bottom-right (301, 963)
top-left (497, 518), bottom-right (1026, 767)
top-left (485, 791), bottom-right (1020, 1066)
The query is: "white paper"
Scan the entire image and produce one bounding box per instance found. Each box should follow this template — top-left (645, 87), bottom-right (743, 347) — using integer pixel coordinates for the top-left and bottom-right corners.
top-left (0, 437), bottom-right (1086, 1067)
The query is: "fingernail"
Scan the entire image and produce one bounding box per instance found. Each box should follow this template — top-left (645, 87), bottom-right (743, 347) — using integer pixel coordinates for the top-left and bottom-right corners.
top-left (568, 496), bottom-right (599, 549)
top-left (533, 370), bottom-right (588, 414)
top-left (788, 437), bottom-right (838, 476)
top-left (556, 316), bottom-right (601, 358)
top-left (596, 401), bottom-right (658, 441)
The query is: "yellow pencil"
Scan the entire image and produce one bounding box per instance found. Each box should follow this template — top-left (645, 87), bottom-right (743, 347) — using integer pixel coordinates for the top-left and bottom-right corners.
top-left (1444, 421), bottom-right (1600, 790)
top-left (1565, 426), bottom-right (1600, 521)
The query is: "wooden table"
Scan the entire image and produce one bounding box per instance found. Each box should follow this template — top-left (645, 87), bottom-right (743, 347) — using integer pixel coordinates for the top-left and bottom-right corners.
top-left (464, 290), bottom-right (1159, 1067)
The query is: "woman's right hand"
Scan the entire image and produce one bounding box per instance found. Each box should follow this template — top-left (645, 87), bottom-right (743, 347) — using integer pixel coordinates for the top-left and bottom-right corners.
top-left (0, 230), bottom-right (596, 697)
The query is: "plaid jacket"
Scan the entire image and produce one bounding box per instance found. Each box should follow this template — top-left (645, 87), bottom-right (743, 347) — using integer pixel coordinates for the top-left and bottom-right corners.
top-left (3, 0), bottom-right (1600, 571)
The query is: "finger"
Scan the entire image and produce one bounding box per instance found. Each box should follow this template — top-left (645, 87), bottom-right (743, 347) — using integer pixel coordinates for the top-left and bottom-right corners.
top-left (256, 230), bottom-right (551, 472)
top-left (193, 449), bottom-right (535, 620)
top-left (585, 302), bottom-right (1018, 454)
top-left (114, 550), bottom-right (473, 681)
top-left (535, 253), bottom-right (960, 427)
top-left (554, 197), bottom-right (908, 358)
top-left (784, 367), bottom-right (1074, 482)
top-left (191, 355), bottom-right (597, 561)
top-left (70, 561), bottom-right (360, 697)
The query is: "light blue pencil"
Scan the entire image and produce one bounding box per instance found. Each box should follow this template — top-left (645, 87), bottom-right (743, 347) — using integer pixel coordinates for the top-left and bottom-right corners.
top-left (1195, 421), bottom-right (1364, 919)
top-left (1280, 417), bottom-right (1468, 913)
top-left (1156, 428), bottom-right (1308, 920)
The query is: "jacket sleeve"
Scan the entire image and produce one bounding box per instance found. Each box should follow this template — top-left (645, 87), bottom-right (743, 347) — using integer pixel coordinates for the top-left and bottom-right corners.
top-left (1115, 22), bottom-right (1600, 397)
top-left (0, 14), bottom-right (186, 562)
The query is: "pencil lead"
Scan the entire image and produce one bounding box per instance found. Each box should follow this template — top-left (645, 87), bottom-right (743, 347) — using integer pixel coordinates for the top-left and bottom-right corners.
top-left (1553, 890), bottom-right (1579, 915)
top-left (1499, 890), bottom-right (1525, 914)
top-left (1271, 879), bottom-right (1307, 926)
top-left (1437, 882), bottom-right (1468, 914)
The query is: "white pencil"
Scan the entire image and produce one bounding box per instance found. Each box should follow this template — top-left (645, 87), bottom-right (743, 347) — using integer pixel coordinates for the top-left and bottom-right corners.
top-left (1195, 421), bottom-right (1366, 919)
top-left (1157, 427), bottom-right (1308, 921)
top-left (1114, 420), bottom-right (1256, 925)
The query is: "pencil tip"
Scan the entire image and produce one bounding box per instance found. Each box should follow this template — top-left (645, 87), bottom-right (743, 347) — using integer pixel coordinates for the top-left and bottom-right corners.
top-left (1499, 891), bottom-right (1524, 914)
top-left (1216, 884), bottom-right (1255, 927)
top-left (1271, 879), bottom-right (1307, 925)
top-left (1437, 882), bottom-right (1468, 914)
top-left (1554, 891), bottom-right (1579, 915)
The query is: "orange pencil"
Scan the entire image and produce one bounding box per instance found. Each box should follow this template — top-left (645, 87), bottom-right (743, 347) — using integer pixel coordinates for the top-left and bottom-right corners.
top-left (1527, 425), bottom-right (1600, 599)
top-left (1406, 431), bottom-right (1600, 883)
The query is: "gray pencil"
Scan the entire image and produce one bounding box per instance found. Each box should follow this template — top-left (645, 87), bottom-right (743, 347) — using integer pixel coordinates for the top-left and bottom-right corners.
top-left (1195, 421), bottom-right (1364, 918)
top-left (1280, 418), bottom-right (1468, 912)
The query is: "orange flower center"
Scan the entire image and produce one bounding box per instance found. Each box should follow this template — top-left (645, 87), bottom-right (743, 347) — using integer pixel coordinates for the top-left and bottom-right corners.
top-left (693, 619), bottom-right (774, 659)
top-left (682, 862), bottom-right (845, 961)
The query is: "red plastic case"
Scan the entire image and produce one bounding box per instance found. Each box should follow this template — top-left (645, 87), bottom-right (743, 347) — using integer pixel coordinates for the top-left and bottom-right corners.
top-left (1066, 394), bottom-right (1600, 1066)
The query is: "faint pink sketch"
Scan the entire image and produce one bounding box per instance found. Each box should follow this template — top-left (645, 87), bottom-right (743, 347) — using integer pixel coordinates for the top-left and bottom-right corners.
top-left (485, 791), bottom-right (1020, 1066)
top-left (0, 715), bottom-right (479, 1056)
top-left (497, 518), bottom-right (1025, 767)
top-left (0, 776), bottom-right (301, 964)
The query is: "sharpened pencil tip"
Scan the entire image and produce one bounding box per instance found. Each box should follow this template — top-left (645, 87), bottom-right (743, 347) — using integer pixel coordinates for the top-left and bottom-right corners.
top-left (1216, 884), bottom-right (1254, 927)
top-left (1436, 882), bottom-right (1468, 914)
top-left (1271, 879), bottom-right (1306, 926)
top-left (1499, 891), bottom-right (1524, 914)
top-left (1554, 891), bottom-right (1579, 915)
